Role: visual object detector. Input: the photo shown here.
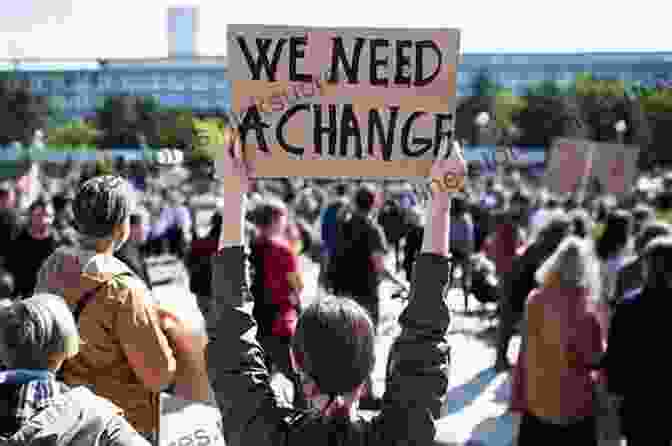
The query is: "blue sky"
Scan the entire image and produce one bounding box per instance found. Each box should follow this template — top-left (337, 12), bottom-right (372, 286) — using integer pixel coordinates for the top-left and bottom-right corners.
top-left (1, 0), bottom-right (671, 59)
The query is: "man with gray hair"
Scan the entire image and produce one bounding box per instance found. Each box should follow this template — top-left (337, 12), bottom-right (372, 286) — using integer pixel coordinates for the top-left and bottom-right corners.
top-left (0, 293), bottom-right (150, 445)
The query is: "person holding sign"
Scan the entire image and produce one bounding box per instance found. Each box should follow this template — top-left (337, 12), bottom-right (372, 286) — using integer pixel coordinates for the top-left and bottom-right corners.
top-left (208, 129), bottom-right (464, 446)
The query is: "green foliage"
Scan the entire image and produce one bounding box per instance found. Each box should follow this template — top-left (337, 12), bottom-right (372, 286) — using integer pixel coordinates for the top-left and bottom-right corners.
top-left (158, 108), bottom-right (197, 149)
top-left (45, 119), bottom-right (100, 149)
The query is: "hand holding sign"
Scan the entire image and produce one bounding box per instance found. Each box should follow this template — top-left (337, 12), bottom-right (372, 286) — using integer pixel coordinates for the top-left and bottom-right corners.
top-left (429, 139), bottom-right (467, 196)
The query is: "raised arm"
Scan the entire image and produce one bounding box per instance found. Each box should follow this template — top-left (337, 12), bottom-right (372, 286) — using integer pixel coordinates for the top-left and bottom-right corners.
top-left (206, 131), bottom-right (284, 443)
top-left (379, 141), bottom-right (466, 445)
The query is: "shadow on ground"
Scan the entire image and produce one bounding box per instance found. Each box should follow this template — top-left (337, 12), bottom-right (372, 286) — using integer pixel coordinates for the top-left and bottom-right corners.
top-left (442, 367), bottom-right (499, 416)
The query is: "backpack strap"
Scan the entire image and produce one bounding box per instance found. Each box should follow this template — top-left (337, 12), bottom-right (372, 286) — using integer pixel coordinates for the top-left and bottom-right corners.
top-left (72, 272), bottom-right (134, 323)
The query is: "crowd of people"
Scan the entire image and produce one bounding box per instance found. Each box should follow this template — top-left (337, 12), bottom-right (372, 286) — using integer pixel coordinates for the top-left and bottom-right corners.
top-left (1, 133), bottom-right (672, 445)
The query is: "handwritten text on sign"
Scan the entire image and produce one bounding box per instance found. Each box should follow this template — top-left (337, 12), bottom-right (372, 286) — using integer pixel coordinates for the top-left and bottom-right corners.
top-left (227, 25), bottom-right (460, 178)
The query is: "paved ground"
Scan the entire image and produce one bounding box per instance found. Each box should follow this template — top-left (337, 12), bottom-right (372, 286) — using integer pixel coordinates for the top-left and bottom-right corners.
top-left (150, 254), bottom-right (521, 446)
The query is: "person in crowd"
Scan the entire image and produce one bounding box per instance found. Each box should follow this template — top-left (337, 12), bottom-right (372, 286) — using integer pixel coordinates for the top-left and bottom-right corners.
top-left (8, 198), bottom-right (61, 299)
top-left (319, 183), bottom-right (351, 290)
top-left (449, 194), bottom-right (475, 308)
top-left (569, 208), bottom-right (594, 239)
top-left (510, 236), bottom-right (606, 446)
top-left (483, 191), bottom-right (530, 286)
top-left (630, 204), bottom-right (654, 237)
top-left (602, 236), bottom-right (672, 446)
top-left (33, 176), bottom-right (186, 443)
top-left (249, 197), bottom-right (306, 408)
top-left (146, 190), bottom-right (193, 259)
top-left (595, 210), bottom-right (633, 310)
top-left (52, 192), bottom-right (79, 247)
top-left (187, 212), bottom-right (223, 329)
top-left (402, 206), bottom-right (425, 282)
top-left (115, 213), bottom-right (153, 289)
top-left (612, 221), bottom-right (672, 305)
top-left (495, 212), bottom-right (572, 371)
top-left (207, 131), bottom-right (459, 446)
top-left (0, 181), bottom-right (22, 268)
top-left (0, 293), bottom-right (151, 445)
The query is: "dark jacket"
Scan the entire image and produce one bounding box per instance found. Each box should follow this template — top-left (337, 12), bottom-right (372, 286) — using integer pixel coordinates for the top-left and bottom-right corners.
top-left (208, 247), bottom-right (452, 446)
top-left (0, 380), bottom-right (148, 446)
top-left (602, 287), bottom-right (669, 438)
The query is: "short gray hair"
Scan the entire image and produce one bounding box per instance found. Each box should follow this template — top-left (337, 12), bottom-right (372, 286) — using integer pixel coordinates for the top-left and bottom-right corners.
top-left (0, 294), bottom-right (79, 369)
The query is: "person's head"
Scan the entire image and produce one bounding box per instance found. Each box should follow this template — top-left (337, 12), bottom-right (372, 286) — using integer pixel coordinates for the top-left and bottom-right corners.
top-left (450, 194), bottom-right (468, 217)
top-left (569, 208), bottom-right (594, 239)
top-left (0, 181), bottom-right (15, 209)
top-left (636, 221), bottom-right (672, 255)
top-left (72, 175), bottom-right (133, 253)
top-left (535, 235), bottom-right (601, 299)
top-left (509, 189), bottom-right (532, 223)
top-left (255, 196), bottom-right (289, 237)
top-left (129, 213), bottom-right (145, 242)
top-left (595, 210), bottom-right (632, 261)
top-left (334, 183), bottom-right (350, 199)
top-left (208, 212), bottom-right (223, 239)
top-left (0, 270), bottom-right (14, 300)
top-left (631, 204), bottom-right (654, 236)
top-left (29, 198), bottom-right (55, 237)
top-left (354, 184), bottom-right (378, 215)
top-left (290, 297), bottom-right (375, 414)
top-left (642, 236), bottom-right (672, 290)
top-left (535, 211), bottom-right (572, 252)
top-left (0, 293), bottom-right (80, 371)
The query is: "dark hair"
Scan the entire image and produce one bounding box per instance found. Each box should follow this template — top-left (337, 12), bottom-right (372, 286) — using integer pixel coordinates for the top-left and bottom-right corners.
top-left (450, 194), bottom-right (468, 217)
top-left (72, 175), bottom-right (132, 239)
top-left (129, 214), bottom-right (143, 225)
top-left (354, 184), bottom-right (377, 213)
top-left (334, 183), bottom-right (349, 197)
top-left (29, 197), bottom-right (52, 214)
top-left (595, 210), bottom-right (632, 260)
top-left (254, 198), bottom-right (287, 228)
top-left (636, 221), bottom-right (672, 254)
top-left (643, 236), bottom-right (672, 289)
top-left (569, 209), bottom-right (593, 238)
top-left (208, 212), bottom-right (223, 239)
top-left (291, 297), bottom-right (375, 397)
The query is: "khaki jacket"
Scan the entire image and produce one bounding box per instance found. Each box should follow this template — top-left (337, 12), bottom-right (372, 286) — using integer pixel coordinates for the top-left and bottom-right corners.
top-left (36, 247), bottom-right (177, 434)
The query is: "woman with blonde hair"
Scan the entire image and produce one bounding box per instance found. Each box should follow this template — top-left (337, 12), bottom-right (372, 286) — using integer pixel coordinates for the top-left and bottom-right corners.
top-left (510, 235), bottom-right (608, 445)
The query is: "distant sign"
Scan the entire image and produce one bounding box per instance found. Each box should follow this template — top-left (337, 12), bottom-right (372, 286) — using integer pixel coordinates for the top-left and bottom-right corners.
top-left (590, 142), bottom-right (640, 195)
top-left (227, 24), bottom-right (460, 178)
top-left (545, 138), bottom-right (594, 194)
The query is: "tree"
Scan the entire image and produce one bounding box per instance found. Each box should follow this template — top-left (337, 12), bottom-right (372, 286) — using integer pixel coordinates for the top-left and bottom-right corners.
top-left (513, 84), bottom-right (585, 148)
top-left (158, 108), bottom-right (197, 149)
top-left (638, 88), bottom-right (672, 166)
top-left (0, 76), bottom-right (49, 147)
top-left (45, 119), bottom-right (101, 149)
top-left (574, 74), bottom-right (650, 148)
top-left (95, 95), bottom-right (162, 148)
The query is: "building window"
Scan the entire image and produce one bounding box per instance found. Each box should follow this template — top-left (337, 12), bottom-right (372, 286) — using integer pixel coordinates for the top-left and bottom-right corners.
top-left (191, 74), bottom-right (209, 91)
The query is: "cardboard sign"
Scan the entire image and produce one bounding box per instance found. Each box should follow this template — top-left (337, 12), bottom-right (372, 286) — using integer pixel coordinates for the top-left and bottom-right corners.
top-left (160, 393), bottom-right (225, 446)
top-left (227, 25), bottom-right (460, 178)
top-left (590, 142), bottom-right (640, 195)
top-left (544, 138), bottom-right (594, 194)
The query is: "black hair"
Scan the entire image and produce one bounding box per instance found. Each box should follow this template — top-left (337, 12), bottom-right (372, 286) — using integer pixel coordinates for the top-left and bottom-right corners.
top-left (636, 221), bottom-right (672, 254)
top-left (354, 185), bottom-right (377, 213)
top-left (595, 210), bottom-right (632, 260)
